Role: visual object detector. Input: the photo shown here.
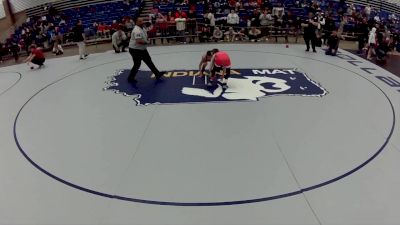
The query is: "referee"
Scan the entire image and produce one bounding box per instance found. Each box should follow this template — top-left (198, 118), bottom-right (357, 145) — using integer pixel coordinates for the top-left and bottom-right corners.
top-left (127, 18), bottom-right (163, 83)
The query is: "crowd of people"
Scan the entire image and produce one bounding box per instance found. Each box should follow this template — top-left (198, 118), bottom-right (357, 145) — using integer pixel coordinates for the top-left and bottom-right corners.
top-left (0, 1), bottom-right (138, 63)
top-left (146, 0), bottom-right (399, 58)
top-left (0, 0), bottom-right (399, 64)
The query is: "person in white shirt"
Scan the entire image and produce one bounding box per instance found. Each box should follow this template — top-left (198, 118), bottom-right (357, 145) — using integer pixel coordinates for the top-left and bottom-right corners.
top-left (175, 16), bottom-right (187, 43)
top-left (367, 27), bottom-right (376, 60)
top-left (205, 11), bottom-right (216, 34)
top-left (127, 18), bottom-right (163, 83)
top-left (112, 28), bottom-right (128, 53)
top-left (259, 9), bottom-right (272, 39)
top-left (259, 9), bottom-right (272, 26)
top-left (227, 10), bottom-right (240, 27)
top-left (364, 5), bottom-right (371, 18)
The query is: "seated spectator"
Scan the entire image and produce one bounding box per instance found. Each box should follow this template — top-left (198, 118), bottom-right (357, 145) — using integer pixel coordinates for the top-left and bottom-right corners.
top-left (212, 27), bottom-right (224, 42)
top-left (224, 27), bottom-right (237, 42)
top-left (97, 23), bottom-right (110, 38)
top-left (52, 27), bottom-right (64, 55)
top-left (112, 28), bottom-right (128, 53)
top-left (25, 44), bottom-right (45, 69)
top-left (237, 28), bottom-right (248, 41)
top-left (248, 27), bottom-right (261, 42)
top-left (199, 25), bottom-right (211, 42)
top-left (325, 30), bottom-right (339, 56)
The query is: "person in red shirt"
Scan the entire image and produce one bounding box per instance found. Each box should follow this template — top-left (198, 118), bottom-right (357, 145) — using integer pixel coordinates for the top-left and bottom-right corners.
top-left (97, 22), bottom-right (110, 38)
top-left (209, 49), bottom-right (231, 89)
top-left (174, 8), bottom-right (187, 19)
top-left (25, 44), bottom-right (45, 69)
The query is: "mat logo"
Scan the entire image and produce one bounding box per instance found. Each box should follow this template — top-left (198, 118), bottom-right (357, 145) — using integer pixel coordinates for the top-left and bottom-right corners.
top-left (104, 69), bottom-right (327, 105)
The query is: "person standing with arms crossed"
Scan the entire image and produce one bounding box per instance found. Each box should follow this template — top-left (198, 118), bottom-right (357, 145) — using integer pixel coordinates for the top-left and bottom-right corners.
top-left (127, 18), bottom-right (164, 84)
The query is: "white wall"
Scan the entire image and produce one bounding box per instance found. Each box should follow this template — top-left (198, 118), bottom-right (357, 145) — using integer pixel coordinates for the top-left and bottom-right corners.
top-left (0, 1), bottom-right (6, 19)
top-left (9, 0), bottom-right (59, 13)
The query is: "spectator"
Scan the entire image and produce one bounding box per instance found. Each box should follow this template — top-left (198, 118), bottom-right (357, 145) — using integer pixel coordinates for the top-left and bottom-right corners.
top-left (111, 20), bottom-right (121, 34)
top-left (259, 9), bottom-right (272, 27)
top-left (112, 28), bottom-right (128, 53)
top-left (316, 12), bottom-right (326, 47)
top-left (325, 30), bottom-right (339, 56)
top-left (147, 22), bottom-right (157, 45)
top-left (166, 11), bottom-right (176, 38)
top-left (224, 27), bottom-right (237, 42)
top-left (156, 13), bottom-right (169, 44)
top-left (250, 9), bottom-right (261, 27)
top-left (187, 8), bottom-right (197, 43)
top-left (204, 11), bottom-right (216, 34)
top-left (149, 8), bottom-right (159, 24)
top-left (25, 44), bottom-right (45, 69)
top-left (175, 8), bottom-right (187, 19)
top-left (364, 4), bottom-right (371, 18)
top-left (338, 15), bottom-right (348, 39)
top-left (237, 28), bottom-right (248, 41)
top-left (97, 22), bottom-right (110, 38)
top-left (199, 25), bottom-right (211, 42)
top-left (212, 27), bottom-right (223, 42)
top-left (227, 10), bottom-right (240, 27)
top-left (52, 26), bottom-right (64, 55)
top-left (355, 18), bottom-right (369, 54)
top-left (248, 27), bottom-right (261, 42)
top-left (0, 42), bottom-right (4, 63)
top-left (175, 16), bottom-right (187, 43)
top-left (302, 12), bottom-right (319, 52)
top-left (293, 16), bottom-right (302, 43)
top-left (367, 27), bottom-right (377, 60)
top-left (72, 20), bottom-right (88, 60)
top-left (9, 39), bottom-right (20, 63)
top-left (323, 13), bottom-right (335, 45)
top-left (125, 19), bottom-right (135, 31)
top-left (228, 0), bottom-right (236, 9)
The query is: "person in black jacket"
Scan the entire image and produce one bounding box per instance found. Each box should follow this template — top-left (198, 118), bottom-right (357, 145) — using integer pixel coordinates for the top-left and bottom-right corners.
top-left (326, 30), bottom-right (339, 56)
top-left (302, 12), bottom-right (319, 52)
top-left (322, 14), bottom-right (335, 45)
top-left (355, 18), bottom-right (369, 54)
top-left (72, 20), bottom-right (88, 60)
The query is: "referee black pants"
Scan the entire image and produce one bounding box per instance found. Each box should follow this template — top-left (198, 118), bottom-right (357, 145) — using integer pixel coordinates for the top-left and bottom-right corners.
top-left (304, 33), bottom-right (316, 51)
top-left (128, 48), bottom-right (160, 80)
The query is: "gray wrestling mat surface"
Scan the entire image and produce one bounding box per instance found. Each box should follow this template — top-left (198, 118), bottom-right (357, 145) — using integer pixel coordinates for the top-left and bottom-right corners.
top-left (0, 44), bottom-right (400, 225)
